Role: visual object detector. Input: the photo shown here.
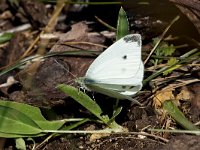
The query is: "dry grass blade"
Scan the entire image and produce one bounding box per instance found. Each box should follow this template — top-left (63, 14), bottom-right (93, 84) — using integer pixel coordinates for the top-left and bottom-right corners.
top-left (144, 16), bottom-right (180, 65)
top-left (21, 0), bottom-right (66, 58)
top-left (64, 41), bottom-right (107, 48)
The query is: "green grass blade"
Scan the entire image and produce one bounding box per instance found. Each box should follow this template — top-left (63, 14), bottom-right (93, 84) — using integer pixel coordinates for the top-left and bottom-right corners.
top-left (0, 33), bottom-right (13, 43)
top-left (57, 84), bottom-right (109, 123)
top-left (107, 106), bottom-right (122, 125)
top-left (163, 100), bottom-right (199, 131)
top-left (116, 7), bottom-right (129, 40)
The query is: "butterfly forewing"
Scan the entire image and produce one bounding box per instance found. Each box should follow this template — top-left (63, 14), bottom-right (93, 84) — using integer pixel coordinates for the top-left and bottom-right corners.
top-left (81, 34), bottom-right (144, 99)
top-left (85, 34), bottom-right (143, 85)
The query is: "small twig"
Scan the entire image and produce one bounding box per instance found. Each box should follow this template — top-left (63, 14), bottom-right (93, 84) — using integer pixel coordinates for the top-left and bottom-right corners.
top-left (95, 16), bottom-right (116, 31)
top-left (21, 32), bottom-right (42, 58)
top-left (0, 23), bottom-right (31, 36)
top-left (153, 78), bottom-right (200, 94)
top-left (94, 131), bottom-right (168, 149)
top-left (149, 129), bottom-right (200, 135)
top-left (42, 130), bottom-right (169, 143)
top-left (21, 1), bottom-right (66, 58)
top-left (194, 121), bottom-right (200, 126)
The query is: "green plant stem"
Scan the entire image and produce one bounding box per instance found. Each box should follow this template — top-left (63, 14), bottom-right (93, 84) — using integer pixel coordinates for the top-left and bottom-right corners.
top-left (149, 129), bottom-right (200, 135)
top-left (95, 16), bottom-right (116, 31)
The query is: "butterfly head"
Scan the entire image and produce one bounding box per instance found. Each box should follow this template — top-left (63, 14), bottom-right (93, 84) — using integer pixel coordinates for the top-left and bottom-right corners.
top-left (76, 77), bottom-right (91, 91)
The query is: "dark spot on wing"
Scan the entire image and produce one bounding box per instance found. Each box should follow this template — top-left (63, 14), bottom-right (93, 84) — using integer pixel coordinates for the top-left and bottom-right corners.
top-left (122, 86), bottom-right (136, 90)
top-left (122, 86), bottom-right (126, 89)
top-left (122, 55), bottom-right (127, 59)
top-left (123, 34), bottom-right (141, 47)
top-left (129, 86), bottom-right (135, 89)
top-left (121, 68), bottom-right (126, 72)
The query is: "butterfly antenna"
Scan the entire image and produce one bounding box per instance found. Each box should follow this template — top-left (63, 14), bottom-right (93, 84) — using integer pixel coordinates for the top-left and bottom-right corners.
top-left (53, 59), bottom-right (79, 82)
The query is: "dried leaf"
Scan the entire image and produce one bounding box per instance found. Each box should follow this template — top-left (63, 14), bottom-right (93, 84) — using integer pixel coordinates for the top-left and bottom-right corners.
top-left (176, 86), bottom-right (191, 101)
top-left (153, 89), bottom-right (175, 107)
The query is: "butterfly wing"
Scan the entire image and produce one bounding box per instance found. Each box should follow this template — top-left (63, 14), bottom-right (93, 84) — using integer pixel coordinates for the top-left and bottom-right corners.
top-left (85, 81), bottom-right (142, 96)
top-left (85, 83), bottom-right (142, 105)
top-left (85, 34), bottom-right (143, 85)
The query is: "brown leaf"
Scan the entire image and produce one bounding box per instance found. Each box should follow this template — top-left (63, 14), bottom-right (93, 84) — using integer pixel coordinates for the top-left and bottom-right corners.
top-left (153, 89), bottom-right (175, 108)
top-left (50, 21), bottom-right (106, 52)
top-left (176, 86), bottom-right (191, 101)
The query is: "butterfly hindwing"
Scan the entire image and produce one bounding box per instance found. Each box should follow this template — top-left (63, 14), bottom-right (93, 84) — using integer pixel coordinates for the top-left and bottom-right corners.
top-left (85, 83), bottom-right (142, 105)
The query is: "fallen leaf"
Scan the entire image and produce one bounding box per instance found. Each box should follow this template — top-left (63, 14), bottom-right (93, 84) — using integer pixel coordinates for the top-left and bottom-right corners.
top-left (153, 89), bottom-right (175, 108)
top-left (176, 86), bottom-right (191, 101)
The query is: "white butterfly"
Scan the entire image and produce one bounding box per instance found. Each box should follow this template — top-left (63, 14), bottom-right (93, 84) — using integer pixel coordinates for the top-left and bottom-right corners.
top-left (78, 34), bottom-right (144, 105)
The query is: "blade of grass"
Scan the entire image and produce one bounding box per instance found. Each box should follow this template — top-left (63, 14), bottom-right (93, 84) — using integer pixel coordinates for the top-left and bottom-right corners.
top-left (0, 50), bottom-right (100, 77)
top-left (163, 100), bottom-right (199, 131)
top-left (116, 7), bottom-right (129, 40)
top-left (57, 84), bottom-right (109, 124)
top-left (0, 33), bottom-right (13, 43)
top-left (149, 129), bottom-right (200, 135)
top-left (95, 16), bottom-right (116, 31)
top-left (36, 118), bottom-right (90, 149)
top-left (57, 84), bottom-right (126, 131)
